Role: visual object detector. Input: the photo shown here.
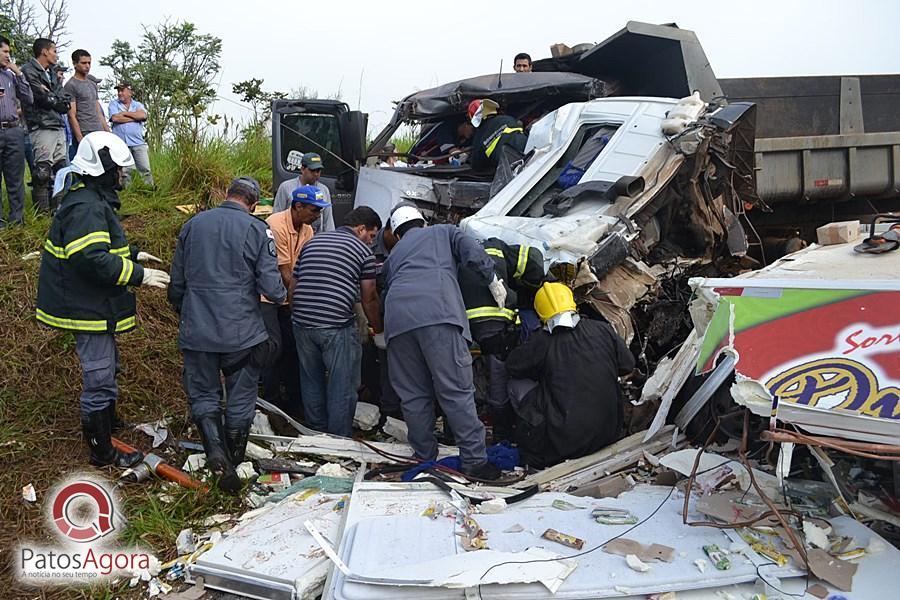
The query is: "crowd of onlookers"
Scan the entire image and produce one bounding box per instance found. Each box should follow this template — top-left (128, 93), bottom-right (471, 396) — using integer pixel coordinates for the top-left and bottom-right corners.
top-left (0, 35), bottom-right (153, 228)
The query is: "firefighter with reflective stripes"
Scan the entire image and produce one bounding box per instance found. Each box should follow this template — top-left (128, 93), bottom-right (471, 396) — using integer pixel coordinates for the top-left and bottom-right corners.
top-left (468, 99), bottom-right (528, 171)
top-left (36, 132), bottom-right (170, 468)
top-left (459, 237), bottom-right (545, 441)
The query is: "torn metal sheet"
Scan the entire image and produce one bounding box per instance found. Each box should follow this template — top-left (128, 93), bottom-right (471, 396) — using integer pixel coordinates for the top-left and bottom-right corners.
top-left (641, 331), bottom-right (700, 442)
top-left (690, 240), bottom-right (900, 444)
top-left (324, 483), bottom-right (802, 599)
top-left (191, 490), bottom-right (346, 600)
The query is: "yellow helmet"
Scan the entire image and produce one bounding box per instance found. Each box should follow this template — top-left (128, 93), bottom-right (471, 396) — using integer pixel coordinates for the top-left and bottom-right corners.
top-left (534, 282), bottom-right (577, 323)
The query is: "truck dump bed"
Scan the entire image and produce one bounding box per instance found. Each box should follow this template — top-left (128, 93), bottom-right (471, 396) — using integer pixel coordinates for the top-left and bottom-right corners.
top-left (721, 75), bottom-right (900, 205)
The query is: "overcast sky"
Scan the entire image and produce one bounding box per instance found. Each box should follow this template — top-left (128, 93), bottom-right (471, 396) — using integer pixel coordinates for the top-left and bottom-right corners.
top-left (64, 0), bottom-right (900, 134)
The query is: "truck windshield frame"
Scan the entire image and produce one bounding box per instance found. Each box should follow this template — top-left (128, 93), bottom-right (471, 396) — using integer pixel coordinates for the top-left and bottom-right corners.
top-left (279, 112), bottom-right (345, 174)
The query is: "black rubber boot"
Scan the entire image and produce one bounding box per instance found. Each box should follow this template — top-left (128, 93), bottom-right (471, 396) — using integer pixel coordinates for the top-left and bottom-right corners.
top-left (82, 410), bottom-right (143, 468)
top-left (225, 425), bottom-right (250, 466)
top-left (106, 402), bottom-right (130, 433)
top-left (461, 461), bottom-right (502, 481)
top-left (196, 415), bottom-right (241, 494)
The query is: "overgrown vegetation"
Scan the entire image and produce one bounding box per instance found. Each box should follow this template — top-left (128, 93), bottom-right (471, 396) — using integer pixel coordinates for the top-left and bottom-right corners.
top-left (0, 129), bottom-right (271, 598)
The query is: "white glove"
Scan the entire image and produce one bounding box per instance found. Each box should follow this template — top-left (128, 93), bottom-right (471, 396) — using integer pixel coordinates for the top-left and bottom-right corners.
top-left (488, 275), bottom-right (507, 309)
top-left (373, 332), bottom-right (387, 350)
top-left (136, 251), bottom-right (162, 263)
top-left (142, 268), bottom-right (171, 289)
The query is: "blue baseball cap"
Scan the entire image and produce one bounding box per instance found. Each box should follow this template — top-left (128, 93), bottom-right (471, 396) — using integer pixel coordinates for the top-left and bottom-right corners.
top-left (291, 185), bottom-right (331, 208)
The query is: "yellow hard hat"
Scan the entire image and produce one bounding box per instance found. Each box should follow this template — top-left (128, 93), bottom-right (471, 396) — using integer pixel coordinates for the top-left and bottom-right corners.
top-left (534, 282), bottom-right (577, 323)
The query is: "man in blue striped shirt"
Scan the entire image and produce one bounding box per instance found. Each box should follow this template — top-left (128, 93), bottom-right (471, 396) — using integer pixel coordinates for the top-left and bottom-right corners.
top-left (291, 203), bottom-right (383, 436)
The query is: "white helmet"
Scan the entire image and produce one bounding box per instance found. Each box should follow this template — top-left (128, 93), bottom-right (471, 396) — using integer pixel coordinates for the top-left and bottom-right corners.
top-left (72, 131), bottom-right (135, 176)
top-left (390, 204), bottom-right (425, 234)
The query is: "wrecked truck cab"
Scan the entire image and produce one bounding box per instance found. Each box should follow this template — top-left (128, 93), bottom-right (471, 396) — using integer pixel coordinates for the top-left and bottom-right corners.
top-left (461, 96), bottom-right (758, 271)
top-left (358, 72), bottom-right (605, 222)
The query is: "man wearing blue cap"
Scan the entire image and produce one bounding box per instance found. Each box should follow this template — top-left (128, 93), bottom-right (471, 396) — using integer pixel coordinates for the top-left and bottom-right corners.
top-left (273, 152), bottom-right (335, 233)
top-left (169, 177), bottom-right (286, 492)
top-left (260, 184), bottom-right (330, 418)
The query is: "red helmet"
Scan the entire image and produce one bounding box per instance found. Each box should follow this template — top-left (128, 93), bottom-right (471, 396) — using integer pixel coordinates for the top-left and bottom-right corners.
top-left (467, 99), bottom-right (482, 120)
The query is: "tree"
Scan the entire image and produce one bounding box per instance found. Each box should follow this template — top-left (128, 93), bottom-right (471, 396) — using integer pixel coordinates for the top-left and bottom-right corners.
top-left (101, 20), bottom-right (222, 144)
top-left (0, 0), bottom-right (70, 62)
top-left (232, 77), bottom-right (286, 133)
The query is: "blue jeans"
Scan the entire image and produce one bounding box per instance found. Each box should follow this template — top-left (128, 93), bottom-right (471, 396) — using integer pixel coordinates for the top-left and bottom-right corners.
top-left (294, 323), bottom-right (361, 437)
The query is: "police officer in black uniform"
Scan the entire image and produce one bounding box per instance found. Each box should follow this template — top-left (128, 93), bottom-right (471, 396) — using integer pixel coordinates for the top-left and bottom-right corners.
top-left (168, 177), bottom-right (286, 492)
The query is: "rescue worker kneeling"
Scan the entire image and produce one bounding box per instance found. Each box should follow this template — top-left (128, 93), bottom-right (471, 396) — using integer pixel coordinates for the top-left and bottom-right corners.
top-left (505, 283), bottom-right (636, 469)
top-left (36, 132), bottom-right (171, 468)
top-left (168, 177), bottom-right (286, 493)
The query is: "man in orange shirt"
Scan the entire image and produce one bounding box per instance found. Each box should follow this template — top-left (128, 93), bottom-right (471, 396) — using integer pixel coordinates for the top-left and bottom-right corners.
top-left (261, 185), bottom-right (330, 418)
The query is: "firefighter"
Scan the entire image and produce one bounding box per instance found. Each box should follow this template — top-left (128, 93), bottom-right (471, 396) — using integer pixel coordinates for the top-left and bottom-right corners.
top-left (381, 205), bottom-right (507, 480)
top-left (168, 177), bottom-right (286, 493)
top-left (458, 237), bottom-right (545, 441)
top-left (505, 283), bottom-right (636, 468)
top-left (36, 131), bottom-right (171, 468)
top-left (468, 99), bottom-right (527, 171)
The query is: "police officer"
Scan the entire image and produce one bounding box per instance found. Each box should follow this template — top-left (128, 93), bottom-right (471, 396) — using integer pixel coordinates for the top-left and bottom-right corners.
top-left (36, 132), bottom-right (170, 468)
top-left (381, 205), bottom-right (507, 481)
top-left (168, 177), bottom-right (286, 493)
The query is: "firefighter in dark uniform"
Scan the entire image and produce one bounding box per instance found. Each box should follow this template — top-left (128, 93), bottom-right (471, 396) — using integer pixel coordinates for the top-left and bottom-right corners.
top-left (458, 237), bottom-right (545, 441)
top-left (168, 177), bottom-right (286, 492)
top-left (468, 99), bottom-right (528, 171)
top-left (36, 132), bottom-right (171, 468)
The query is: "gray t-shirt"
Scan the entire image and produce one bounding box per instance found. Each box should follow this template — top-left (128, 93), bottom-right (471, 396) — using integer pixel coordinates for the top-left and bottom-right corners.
top-left (64, 77), bottom-right (105, 134)
top-left (273, 177), bottom-right (335, 233)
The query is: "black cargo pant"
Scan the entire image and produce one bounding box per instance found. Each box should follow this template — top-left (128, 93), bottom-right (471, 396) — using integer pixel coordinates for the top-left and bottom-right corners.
top-left (0, 125), bottom-right (26, 226)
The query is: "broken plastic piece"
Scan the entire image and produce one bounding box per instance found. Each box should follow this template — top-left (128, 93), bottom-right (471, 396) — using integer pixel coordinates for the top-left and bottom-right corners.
top-left (693, 558), bottom-right (707, 573)
top-left (592, 507), bottom-right (639, 525)
top-left (316, 462), bottom-right (353, 479)
top-left (542, 528), bottom-right (585, 550)
top-left (479, 498), bottom-right (507, 514)
top-left (552, 499), bottom-right (584, 511)
top-left (703, 544), bottom-right (731, 570)
top-left (176, 528), bottom-right (196, 555)
top-left (625, 553), bottom-right (652, 572)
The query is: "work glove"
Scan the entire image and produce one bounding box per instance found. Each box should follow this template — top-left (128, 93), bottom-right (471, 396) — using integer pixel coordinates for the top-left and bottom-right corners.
top-left (142, 268), bottom-right (170, 289)
top-left (136, 251), bottom-right (162, 263)
top-left (373, 332), bottom-right (387, 350)
top-left (488, 275), bottom-right (507, 309)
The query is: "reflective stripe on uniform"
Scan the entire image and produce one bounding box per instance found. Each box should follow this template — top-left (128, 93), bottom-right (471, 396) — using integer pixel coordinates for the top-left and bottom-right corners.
top-left (485, 127), bottom-right (524, 158)
top-left (485, 247), bottom-right (505, 258)
top-left (36, 308), bottom-right (135, 333)
top-left (466, 306), bottom-right (516, 321)
top-left (43, 231), bottom-right (112, 259)
top-left (110, 246), bottom-right (131, 257)
top-left (514, 245), bottom-right (530, 279)
top-left (116, 256), bottom-right (135, 285)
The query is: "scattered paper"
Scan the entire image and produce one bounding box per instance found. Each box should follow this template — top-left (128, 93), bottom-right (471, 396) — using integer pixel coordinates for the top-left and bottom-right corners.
top-left (22, 483), bottom-right (36, 503)
top-left (803, 520), bottom-right (832, 550)
top-left (382, 416), bottom-right (408, 442)
top-left (148, 577), bottom-right (172, 597)
top-left (182, 453), bottom-right (206, 473)
top-left (251, 410), bottom-right (275, 436)
top-left (202, 514), bottom-right (233, 527)
top-left (235, 461), bottom-right (257, 480)
top-left (807, 583), bottom-right (829, 599)
top-left (693, 558), bottom-right (707, 573)
top-left (807, 548), bottom-right (858, 592)
top-left (479, 498), bottom-right (507, 514)
top-left (603, 538), bottom-right (675, 563)
top-left (503, 524), bottom-right (525, 534)
top-left (176, 528), bottom-right (196, 555)
top-left (244, 441), bottom-right (273, 460)
top-left (316, 462), bottom-right (352, 479)
top-left (135, 419), bottom-right (169, 448)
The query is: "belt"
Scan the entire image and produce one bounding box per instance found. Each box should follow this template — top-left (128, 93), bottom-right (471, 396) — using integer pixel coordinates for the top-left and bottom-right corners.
top-left (0, 121), bottom-right (19, 129)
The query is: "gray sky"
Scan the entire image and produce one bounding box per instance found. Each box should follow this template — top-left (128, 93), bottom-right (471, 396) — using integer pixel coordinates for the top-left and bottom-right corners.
top-left (65, 0), bottom-right (900, 134)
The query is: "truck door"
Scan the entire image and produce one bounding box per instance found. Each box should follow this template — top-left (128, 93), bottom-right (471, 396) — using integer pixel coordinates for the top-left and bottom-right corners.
top-left (272, 99), bottom-right (367, 225)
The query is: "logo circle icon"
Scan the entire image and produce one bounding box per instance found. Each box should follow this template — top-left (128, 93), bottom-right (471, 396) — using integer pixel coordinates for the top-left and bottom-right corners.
top-left (51, 480), bottom-right (115, 542)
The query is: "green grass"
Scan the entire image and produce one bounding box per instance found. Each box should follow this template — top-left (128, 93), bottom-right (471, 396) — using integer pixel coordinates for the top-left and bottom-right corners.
top-left (0, 129), bottom-right (272, 598)
top-left (390, 125), bottom-right (419, 155)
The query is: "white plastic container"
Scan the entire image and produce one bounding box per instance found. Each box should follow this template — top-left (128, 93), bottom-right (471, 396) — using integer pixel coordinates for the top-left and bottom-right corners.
top-left (662, 91), bottom-right (706, 135)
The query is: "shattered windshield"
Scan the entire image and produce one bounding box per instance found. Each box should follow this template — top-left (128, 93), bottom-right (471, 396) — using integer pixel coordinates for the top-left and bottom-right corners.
top-left (279, 112), bottom-right (345, 173)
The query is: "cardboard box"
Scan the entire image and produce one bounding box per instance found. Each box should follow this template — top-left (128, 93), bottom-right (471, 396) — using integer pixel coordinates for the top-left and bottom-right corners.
top-left (816, 220), bottom-right (860, 245)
